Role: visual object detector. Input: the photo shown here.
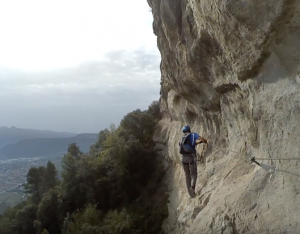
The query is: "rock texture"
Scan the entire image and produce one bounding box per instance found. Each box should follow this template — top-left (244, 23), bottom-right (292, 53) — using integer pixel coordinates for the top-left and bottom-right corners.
top-left (148, 0), bottom-right (300, 233)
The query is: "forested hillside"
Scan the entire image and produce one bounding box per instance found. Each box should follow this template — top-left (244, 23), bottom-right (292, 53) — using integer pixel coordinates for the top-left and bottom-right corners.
top-left (0, 101), bottom-right (168, 234)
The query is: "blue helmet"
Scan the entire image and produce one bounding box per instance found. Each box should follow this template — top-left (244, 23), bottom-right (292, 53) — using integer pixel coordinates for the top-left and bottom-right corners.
top-left (182, 125), bottom-right (190, 133)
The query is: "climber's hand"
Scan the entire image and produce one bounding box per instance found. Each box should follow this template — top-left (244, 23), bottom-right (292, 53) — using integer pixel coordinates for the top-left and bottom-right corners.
top-left (198, 137), bottom-right (207, 144)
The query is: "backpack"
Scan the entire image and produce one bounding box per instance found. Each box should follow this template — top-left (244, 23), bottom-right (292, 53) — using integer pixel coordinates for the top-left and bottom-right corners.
top-left (179, 133), bottom-right (196, 154)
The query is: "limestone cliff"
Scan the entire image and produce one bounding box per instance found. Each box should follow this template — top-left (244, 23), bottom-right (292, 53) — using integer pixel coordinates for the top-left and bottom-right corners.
top-left (148, 0), bottom-right (300, 233)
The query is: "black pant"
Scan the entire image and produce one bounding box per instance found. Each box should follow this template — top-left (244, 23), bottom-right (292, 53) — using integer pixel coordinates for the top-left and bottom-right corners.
top-left (182, 154), bottom-right (197, 191)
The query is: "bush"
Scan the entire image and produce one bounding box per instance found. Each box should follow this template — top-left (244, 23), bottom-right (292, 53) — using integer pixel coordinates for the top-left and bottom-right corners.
top-left (62, 204), bottom-right (102, 234)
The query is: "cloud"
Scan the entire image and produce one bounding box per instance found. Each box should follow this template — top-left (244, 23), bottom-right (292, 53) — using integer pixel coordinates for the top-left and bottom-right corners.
top-left (0, 49), bottom-right (161, 133)
top-left (0, 0), bottom-right (155, 70)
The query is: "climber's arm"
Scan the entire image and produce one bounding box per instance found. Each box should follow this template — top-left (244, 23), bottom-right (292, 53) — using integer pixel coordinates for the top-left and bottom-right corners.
top-left (196, 136), bottom-right (207, 145)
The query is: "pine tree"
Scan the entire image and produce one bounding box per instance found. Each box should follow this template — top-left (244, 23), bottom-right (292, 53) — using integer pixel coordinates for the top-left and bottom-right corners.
top-left (44, 161), bottom-right (58, 190)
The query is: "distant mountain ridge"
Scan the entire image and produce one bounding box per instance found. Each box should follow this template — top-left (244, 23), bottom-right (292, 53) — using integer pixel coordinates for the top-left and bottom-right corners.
top-left (0, 133), bottom-right (98, 159)
top-left (0, 126), bottom-right (77, 148)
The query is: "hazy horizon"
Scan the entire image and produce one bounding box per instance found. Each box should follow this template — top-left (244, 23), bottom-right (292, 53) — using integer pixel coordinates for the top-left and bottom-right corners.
top-left (0, 0), bottom-right (160, 133)
top-left (0, 125), bottom-right (94, 134)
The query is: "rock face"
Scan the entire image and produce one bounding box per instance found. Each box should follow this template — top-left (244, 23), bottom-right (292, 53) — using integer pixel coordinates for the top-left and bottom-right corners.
top-left (148, 0), bottom-right (300, 233)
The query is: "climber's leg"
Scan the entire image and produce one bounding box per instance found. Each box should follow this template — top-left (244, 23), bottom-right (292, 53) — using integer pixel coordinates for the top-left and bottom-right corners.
top-left (190, 158), bottom-right (197, 189)
top-left (183, 162), bottom-right (191, 193)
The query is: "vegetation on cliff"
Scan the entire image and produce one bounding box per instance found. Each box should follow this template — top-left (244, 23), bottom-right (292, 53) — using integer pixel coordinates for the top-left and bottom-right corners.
top-left (0, 101), bottom-right (168, 234)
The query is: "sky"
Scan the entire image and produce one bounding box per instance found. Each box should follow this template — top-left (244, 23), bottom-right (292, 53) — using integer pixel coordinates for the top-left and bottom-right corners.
top-left (0, 0), bottom-right (161, 133)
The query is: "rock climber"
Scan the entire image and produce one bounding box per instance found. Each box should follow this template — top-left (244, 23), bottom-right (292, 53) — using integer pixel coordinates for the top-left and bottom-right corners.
top-left (179, 125), bottom-right (207, 198)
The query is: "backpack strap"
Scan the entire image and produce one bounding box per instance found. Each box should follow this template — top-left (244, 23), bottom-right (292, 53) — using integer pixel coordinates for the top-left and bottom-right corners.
top-left (181, 133), bottom-right (190, 145)
top-left (191, 133), bottom-right (194, 146)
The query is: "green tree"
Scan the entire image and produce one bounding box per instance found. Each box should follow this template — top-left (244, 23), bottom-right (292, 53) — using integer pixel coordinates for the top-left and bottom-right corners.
top-left (36, 188), bottom-right (66, 234)
top-left (0, 215), bottom-right (10, 234)
top-left (62, 204), bottom-right (102, 234)
top-left (9, 204), bottom-right (37, 234)
top-left (41, 229), bottom-right (50, 234)
top-left (67, 143), bottom-right (82, 158)
top-left (90, 128), bottom-right (110, 154)
top-left (101, 209), bottom-right (137, 234)
top-left (44, 161), bottom-right (59, 190)
top-left (61, 155), bottom-right (97, 211)
top-left (120, 109), bottom-right (156, 146)
top-left (61, 154), bottom-right (79, 211)
top-left (147, 100), bottom-right (161, 120)
top-left (24, 167), bottom-right (44, 203)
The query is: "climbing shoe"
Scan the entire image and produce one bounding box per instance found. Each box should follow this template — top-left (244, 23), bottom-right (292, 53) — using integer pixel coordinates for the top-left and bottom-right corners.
top-left (189, 187), bottom-right (196, 198)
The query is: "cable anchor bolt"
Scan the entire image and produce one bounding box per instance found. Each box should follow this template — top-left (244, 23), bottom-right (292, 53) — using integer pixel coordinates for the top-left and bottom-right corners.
top-left (250, 157), bottom-right (261, 166)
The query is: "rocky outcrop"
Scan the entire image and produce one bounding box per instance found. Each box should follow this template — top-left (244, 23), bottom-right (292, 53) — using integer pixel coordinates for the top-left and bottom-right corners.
top-left (148, 0), bottom-right (300, 233)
